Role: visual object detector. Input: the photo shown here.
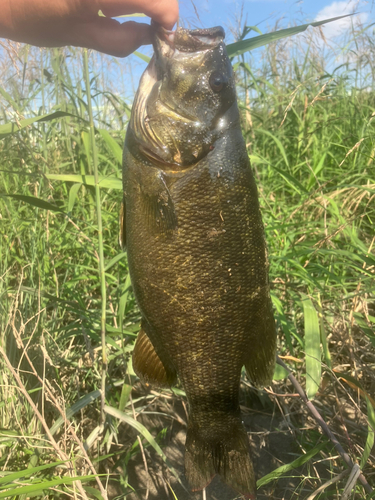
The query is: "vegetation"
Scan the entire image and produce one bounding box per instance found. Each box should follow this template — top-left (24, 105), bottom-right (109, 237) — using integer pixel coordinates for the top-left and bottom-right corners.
top-left (0, 15), bottom-right (374, 500)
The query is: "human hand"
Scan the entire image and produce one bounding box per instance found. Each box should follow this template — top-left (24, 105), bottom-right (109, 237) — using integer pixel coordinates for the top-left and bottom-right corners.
top-left (0, 0), bottom-right (179, 57)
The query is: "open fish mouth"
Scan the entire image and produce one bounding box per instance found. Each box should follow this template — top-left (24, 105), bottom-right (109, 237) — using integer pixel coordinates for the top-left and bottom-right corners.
top-left (140, 24), bottom-right (226, 86)
top-left (152, 24), bottom-right (225, 58)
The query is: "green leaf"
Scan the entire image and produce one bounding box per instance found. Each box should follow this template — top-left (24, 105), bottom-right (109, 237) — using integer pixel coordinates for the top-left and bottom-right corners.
top-left (316, 297), bottom-right (332, 369)
top-left (0, 86), bottom-right (21, 113)
top-left (273, 363), bottom-right (289, 381)
top-left (1, 194), bottom-right (64, 213)
top-left (271, 165), bottom-right (308, 195)
top-left (68, 183), bottom-right (82, 213)
top-left (98, 129), bottom-right (123, 164)
top-left (256, 129), bottom-right (289, 168)
top-left (248, 154), bottom-right (270, 165)
top-left (0, 475), bottom-right (95, 498)
top-left (119, 384), bottom-right (133, 412)
top-left (119, 273), bottom-right (132, 331)
top-left (45, 173), bottom-right (122, 190)
top-left (301, 294), bottom-right (321, 399)
top-left (104, 252), bottom-right (127, 272)
top-left (81, 129), bottom-right (91, 166)
top-left (133, 51), bottom-right (151, 63)
top-left (307, 152), bottom-right (326, 191)
top-left (49, 390), bottom-right (101, 436)
top-left (83, 486), bottom-right (105, 500)
top-left (257, 442), bottom-right (327, 487)
top-left (360, 397), bottom-right (375, 469)
top-left (271, 293), bottom-right (296, 352)
top-left (0, 461), bottom-right (64, 485)
top-left (244, 25), bottom-right (263, 36)
top-left (104, 405), bottom-right (182, 484)
top-left (0, 111), bottom-right (86, 139)
top-left (227, 15), bottom-right (353, 57)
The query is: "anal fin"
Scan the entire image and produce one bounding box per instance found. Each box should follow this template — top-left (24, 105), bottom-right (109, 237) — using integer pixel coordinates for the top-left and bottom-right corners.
top-left (133, 326), bottom-right (177, 387)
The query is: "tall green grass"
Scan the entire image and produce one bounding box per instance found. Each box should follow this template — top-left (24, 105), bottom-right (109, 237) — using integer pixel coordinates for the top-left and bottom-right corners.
top-left (0, 18), bottom-right (374, 499)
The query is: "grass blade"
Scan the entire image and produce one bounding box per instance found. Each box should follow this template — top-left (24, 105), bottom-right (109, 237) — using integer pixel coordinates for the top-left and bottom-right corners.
top-left (83, 486), bottom-right (105, 500)
top-left (0, 462), bottom-right (64, 485)
top-left (271, 165), bottom-right (308, 195)
top-left (256, 129), bottom-right (290, 168)
top-left (45, 173), bottom-right (122, 190)
top-left (0, 475), bottom-right (95, 498)
top-left (104, 252), bottom-right (127, 272)
top-left (49, 390), bottom-right (101, 437)
top-left (360, 397), bottom-right (375, 469)
top-left (1, 194), bottom-right (63, 212)
top-left (257, 442), bottom-right (327, 487)
top-left (0, 110), bottom-right (86, 138)
top-left (83, 49), bottom-right (107, 428)
top-left (227, 15), bottom-right (353, 57)
top-left (316, 297), bottom-right (332, 370)
top-left (98, 129), bottom-right (123, 165)
top-left (301, 294), bottom-right (321, 399)
top-left (104, 405), bottom-right (182, 484)
top-left (68, 183), bottom-right (82, 213)
top-left (133, 51), bottom-right (151, 63)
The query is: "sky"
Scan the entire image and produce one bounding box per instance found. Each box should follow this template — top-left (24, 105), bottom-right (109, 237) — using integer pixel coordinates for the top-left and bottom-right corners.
top-left (124, 0), bottom-right (374, 65)
top-left (119, 0), bottom-right (374, 97)
top-left (176, 0), bottom-right (373, 40)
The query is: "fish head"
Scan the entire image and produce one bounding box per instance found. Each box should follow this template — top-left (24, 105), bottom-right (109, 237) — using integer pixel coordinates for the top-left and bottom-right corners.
top-left (129, 25), bottom-right (238, 169)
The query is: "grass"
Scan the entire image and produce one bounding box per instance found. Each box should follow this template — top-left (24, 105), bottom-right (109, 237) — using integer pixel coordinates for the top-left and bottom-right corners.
top-left (0, 15), bottom-right (374, 500)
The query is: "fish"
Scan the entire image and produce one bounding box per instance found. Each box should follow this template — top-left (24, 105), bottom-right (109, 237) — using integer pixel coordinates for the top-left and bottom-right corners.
top-left (121, 23), bottom-right (277, 499)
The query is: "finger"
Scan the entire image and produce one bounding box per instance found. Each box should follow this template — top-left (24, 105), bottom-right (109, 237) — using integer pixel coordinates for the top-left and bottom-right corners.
top-left (67, 18), bottom-right (153, 57)
top-left (99, 0), bottom-right (179, 30)
top-left (5, 17), bottom-right (152, 56)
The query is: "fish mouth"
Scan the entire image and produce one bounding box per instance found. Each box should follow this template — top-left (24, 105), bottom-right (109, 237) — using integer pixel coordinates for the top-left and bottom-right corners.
top-left (151, 24), bottom-right (226, 100)
top-left (152, 23), bottom-right (225, 59)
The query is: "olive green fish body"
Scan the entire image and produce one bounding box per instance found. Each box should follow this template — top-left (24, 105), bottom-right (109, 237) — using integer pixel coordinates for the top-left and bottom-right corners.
top-left (122, 25), bottom-right (276, 498)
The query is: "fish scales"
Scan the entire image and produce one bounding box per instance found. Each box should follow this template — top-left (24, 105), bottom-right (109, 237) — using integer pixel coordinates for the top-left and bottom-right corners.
top-left (122, 24), bottom-right (277, 499)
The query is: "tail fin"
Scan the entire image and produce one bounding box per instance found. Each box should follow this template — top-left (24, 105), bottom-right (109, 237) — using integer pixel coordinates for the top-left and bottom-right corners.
top-left (184, 419), bottom-right (256, 499)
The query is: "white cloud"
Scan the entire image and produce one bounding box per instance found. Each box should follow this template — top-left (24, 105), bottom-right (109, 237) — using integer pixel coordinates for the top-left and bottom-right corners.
top-left (314, 0), bottom-right (369, 39)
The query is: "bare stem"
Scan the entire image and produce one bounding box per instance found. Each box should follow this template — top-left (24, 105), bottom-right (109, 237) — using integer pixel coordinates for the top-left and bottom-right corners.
top-left (10, 329), bottom-right (109, 500)
top-left (276, 356), bottom-right (373, 495)
top-left (83, 48), bottom-right (107, 426)
top-left (0, 346), bottom-right (89, 500)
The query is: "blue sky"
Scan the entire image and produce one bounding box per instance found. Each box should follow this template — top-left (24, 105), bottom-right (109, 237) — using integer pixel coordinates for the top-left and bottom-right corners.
top-left (119, 0), bottom-right (373, 97)
top-left (176, 0), bottom-right (373, 40)
top-left (123, 0), bottom-right (374, 64)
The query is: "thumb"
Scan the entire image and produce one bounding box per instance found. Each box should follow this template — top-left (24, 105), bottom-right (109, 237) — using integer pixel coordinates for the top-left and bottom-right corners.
top-left (65, 18), bottom-right (152, 57)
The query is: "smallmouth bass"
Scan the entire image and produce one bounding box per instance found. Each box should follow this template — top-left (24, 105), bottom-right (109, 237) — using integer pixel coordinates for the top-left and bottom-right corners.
top-left (121, 24), bottom-right (277, 499)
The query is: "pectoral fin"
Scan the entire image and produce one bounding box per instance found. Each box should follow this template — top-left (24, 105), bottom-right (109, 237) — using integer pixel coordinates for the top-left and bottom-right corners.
top-left (140, 170), bottom-right (178, 235)
top-left (133, 325), bottom-right (177, 387)
top-left (244, 294), bottom-right (277, 387)
top-left (124, 145), bottom-right (178, 235)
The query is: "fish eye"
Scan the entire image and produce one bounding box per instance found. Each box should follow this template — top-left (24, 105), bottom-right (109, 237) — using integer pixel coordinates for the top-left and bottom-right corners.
top-left (209, 72), bottom-right (225, 92)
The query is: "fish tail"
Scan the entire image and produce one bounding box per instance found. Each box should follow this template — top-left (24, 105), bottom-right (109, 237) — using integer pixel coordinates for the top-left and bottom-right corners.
top-left (184, 418), bottom-right (256, 499)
